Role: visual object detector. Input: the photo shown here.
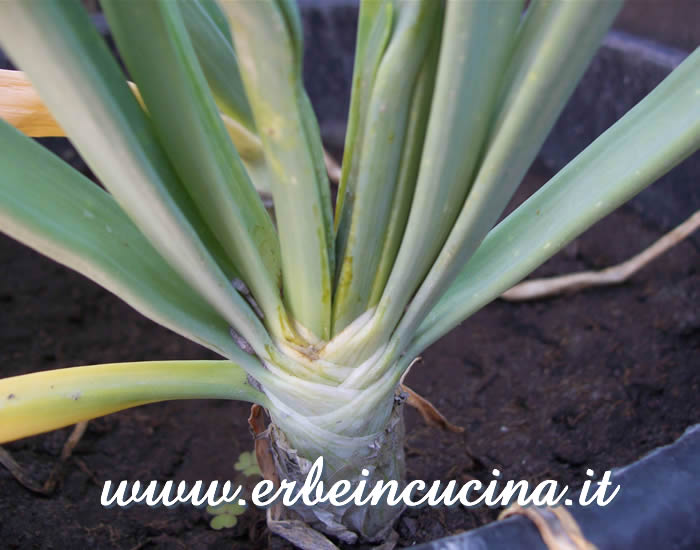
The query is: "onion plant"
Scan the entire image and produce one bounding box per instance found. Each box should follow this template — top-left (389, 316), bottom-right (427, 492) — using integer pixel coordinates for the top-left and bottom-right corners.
top-left (0, 0), bottom-right (698, 544)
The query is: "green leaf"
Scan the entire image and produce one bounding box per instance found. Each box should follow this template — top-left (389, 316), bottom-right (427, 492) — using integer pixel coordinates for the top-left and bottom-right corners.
top-left (178, 1), bottom-right (272, 194)
top-left (178, 0), bottom-right (255, 132)
top-left (331, 0), bottom-right (444, 334)
top-left (325, 0), bottom-right (523, 364)
top-left (0, 121), bottom-right (257, 367)
top-left (207, 490), bottom-right (247, 530)
top-left (0, 360), bottom-right (267, 443)
top-left (101, 0), bottom-right (294, 343)
top-left (234, 451), bottom-right (261, 477)
top-left (179, 1), bottom-right (270, 183)
top-left (407, 48), bottom-right (700, 358)
top-left (390, 0), bottom-right (623, 350)
top-left (366, 11), bottom-right (443, 308)
top-left (374, 0), bottom-right (522, 337)
top-left (210, 514), bottom-right (238, 530)
top-left (0, 0), bottom-right (272, 354)
top-left (194, 0), bottom-right (233, 44)
top-left (333, 0), bottom-right (393, 233)
top-left (221, 0), bottom-right (335, 341)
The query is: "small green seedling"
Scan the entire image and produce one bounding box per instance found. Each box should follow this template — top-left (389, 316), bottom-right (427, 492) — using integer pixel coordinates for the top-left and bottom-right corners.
top-left (234, 451), bottom-right (261, 478)
top-left (207, 500), bottom-right (247, 530)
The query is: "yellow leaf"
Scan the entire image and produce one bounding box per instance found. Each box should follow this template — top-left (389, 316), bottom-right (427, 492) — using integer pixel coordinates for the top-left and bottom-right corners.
top-left (0, 69), bottom-right (262, 159)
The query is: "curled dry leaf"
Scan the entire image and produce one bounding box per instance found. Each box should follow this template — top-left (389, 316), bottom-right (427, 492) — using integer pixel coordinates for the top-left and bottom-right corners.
top-left (401, 384), bottom-right (465, 433)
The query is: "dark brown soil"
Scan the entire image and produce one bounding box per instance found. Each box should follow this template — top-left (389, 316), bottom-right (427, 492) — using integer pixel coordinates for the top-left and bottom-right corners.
top-left (0, 146), bottom-right (698, 549)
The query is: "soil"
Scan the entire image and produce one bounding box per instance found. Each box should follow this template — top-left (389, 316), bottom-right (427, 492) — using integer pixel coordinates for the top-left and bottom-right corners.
top-left (0, 139), bottom-right (698, 550)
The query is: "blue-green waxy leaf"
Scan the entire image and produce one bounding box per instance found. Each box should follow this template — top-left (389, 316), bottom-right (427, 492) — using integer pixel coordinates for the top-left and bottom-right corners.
top-left (0, 121), bottom-right (258, 367)
top-left (195, 0), bottom-right (233, 43)
top-left (376, 0), bottom-right (523, 322)
top-left (101, 0), bottom-right (294, 343)
top-left (368, 27), bottom-right (442, 307)
top-left (407, 48), bottom-right (700, 359)
top-left (178, 0), bottom-right (254, 131)
top-left (389, 0), bottom-right (624, 352)
top-left (0, 0), bottom-right (273, 354)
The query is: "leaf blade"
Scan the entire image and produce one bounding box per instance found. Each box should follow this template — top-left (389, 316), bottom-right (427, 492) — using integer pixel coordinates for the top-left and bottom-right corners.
top-left (0, 360), bottom-right (267, 443)
top-left (333, 0), bottom-right (394, 231)
top-left (178, 0), bottom-right (255, 131)
top-left (101, 0), bottom-right (292, 342)
top-left (221, 0), bottom-right (335, 341)
top-left (331, 0), bottom-right (444, 334)
top-left (391, 0), bottom-right (623, 350)
top-left (374, 0), bottom-right (523, 340)
top-left (0, 121), bottom-right (252, 365)
top-left (323, 0), bottom-right (523, 364)
top-left (0, 0), bottom-right (271, 353)
top-left (408, 48), bottom-right (700, 357)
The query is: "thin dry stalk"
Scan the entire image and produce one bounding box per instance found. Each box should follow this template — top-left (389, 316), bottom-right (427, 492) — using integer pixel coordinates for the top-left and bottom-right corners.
top-left (501, 210), bottom-right (700, 301)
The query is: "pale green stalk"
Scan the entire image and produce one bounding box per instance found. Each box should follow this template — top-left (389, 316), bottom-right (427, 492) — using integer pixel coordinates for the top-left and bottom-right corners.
top-left (334, 0), bottom-right (393, 231)
top-left (367, 22), bottom-right (442, 305)
top-left (331, 0), bottom-right (443, 334)
top-left (323, 0), bottom-right (523, 364)
top-left (220, 0), bottom-right (335, 341)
